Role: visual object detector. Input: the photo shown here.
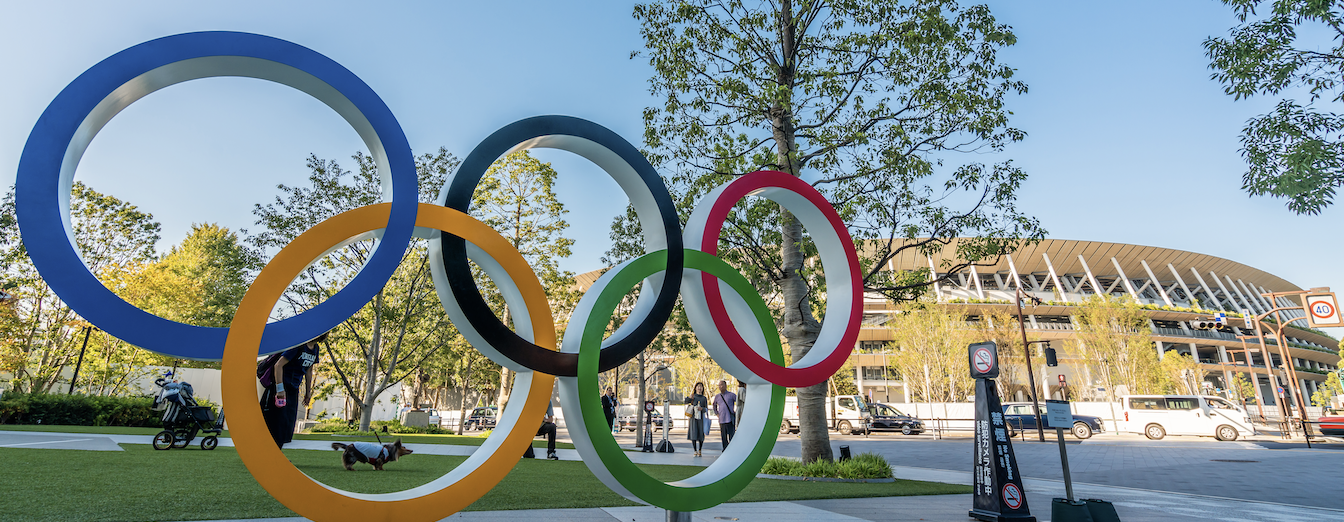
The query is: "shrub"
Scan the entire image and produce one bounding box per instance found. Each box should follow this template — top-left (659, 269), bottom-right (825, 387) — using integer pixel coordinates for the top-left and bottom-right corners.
top-left (759, 452), bottom-right (892, 479)
top-left (0, 392), bottom-right (159, 427)
top-left (304, 419), bottom-right (447, 435)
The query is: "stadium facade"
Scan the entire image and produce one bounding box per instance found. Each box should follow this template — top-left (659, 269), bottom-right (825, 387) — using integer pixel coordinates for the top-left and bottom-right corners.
top-left (854, 239), bottom-right (1342, 411)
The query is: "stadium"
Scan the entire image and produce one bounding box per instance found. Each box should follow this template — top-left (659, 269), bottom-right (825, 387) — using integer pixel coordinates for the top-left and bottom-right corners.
top-left (852, 239), bottom-right (1342, 412)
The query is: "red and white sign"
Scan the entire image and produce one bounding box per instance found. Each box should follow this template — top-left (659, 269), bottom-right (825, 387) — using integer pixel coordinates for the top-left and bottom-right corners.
top-left (1305, 293), bottom-right (1342, 328)
top-left (1058, 374), bottom-right (1067, 387)
top-left (1002, 483), bottom-right (1023, 509)
top-left (973, 347), bottom-right (995, 374)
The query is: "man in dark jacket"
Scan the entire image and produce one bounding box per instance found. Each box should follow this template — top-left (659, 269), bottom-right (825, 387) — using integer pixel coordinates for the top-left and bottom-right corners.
top-left (601, 387), bottom-right (619, 433)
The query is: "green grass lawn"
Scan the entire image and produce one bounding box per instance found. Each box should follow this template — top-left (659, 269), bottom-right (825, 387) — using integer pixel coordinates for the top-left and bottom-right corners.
top-left (0, 424), bottom-right (576, 449)
top-left (0, 444), bottom-right (968, 521)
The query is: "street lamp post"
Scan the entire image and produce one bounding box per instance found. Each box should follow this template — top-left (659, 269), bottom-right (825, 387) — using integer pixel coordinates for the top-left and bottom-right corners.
top-left (1247, 289), bottom-right (1321, 446)
top-left (67, 325), bottom-right (95, 395)
top-left (1015, 286), bottom-right (1046, 442)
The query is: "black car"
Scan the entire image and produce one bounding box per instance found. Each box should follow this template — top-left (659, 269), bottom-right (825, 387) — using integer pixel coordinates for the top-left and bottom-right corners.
top-left (1001, 402), bottom-right (1105, 439)
top-left (464, 406), bottom-right (497, 431)
top-left (865, 403), bottom-right (924, 435)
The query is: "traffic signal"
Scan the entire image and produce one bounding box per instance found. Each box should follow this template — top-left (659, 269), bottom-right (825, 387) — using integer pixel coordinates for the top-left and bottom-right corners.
top-left (1189, 318), bottom-right (1224, 330)
top-left (1193, 317), bottom-right (1225, 330)
top-left (1035, 340), bottom-right (1057, 366)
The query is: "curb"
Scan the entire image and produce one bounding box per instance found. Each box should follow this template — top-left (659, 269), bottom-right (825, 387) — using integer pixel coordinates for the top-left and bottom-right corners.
top-left (755, 473), bottom-right (895, 483)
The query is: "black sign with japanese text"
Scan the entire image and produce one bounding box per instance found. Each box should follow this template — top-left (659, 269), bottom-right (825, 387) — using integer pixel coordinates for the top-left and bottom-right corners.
top-left (969, 378), bottom-right (1035, 522)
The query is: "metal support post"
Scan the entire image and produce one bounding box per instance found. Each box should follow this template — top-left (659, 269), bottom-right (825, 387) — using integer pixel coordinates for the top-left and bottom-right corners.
top-left (67, 326), bottom-right (93, 395)
top-left (1017, 287), bottom-right (1045, 442)
top-left (1055, 427), bottom-right (1074, 502)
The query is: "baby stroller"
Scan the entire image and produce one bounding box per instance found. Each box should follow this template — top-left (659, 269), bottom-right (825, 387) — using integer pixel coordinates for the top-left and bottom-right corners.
top-left (150, 378), bottom-right (224, 450)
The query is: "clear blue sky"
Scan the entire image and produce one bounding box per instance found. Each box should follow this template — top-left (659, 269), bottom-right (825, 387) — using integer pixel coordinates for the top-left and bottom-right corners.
top-left (1, 2), bottom-right (1339, 324)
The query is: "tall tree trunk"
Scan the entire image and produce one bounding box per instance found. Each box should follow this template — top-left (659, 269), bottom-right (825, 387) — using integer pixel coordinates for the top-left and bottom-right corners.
top-left (358, 291), bottom-right (385, 431)
top-left (770, 0), bottom-right (831, 463)
top-left (636, 351), bottom-right (647, 447)
top-left (496, 304), bottom-right (513, 413)
top-left (456, 358), bottom-right (475, 435)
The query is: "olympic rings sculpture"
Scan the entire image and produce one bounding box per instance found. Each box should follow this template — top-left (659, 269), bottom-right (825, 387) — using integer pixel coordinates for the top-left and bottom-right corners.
top-left (15, 32), bottom-right (861, 521)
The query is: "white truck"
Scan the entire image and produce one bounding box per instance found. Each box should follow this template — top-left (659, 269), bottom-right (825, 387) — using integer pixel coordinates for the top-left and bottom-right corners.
top-left (781, 394), bottom-right (869, 434)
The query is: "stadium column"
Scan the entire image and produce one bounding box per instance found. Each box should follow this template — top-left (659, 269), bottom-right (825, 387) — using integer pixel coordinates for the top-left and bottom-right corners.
top-left (1141, 260), bottom-right (1174, 307)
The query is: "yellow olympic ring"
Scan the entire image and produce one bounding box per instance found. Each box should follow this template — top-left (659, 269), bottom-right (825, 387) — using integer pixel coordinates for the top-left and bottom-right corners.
top-left (221, 202), bottom-right (556, 522)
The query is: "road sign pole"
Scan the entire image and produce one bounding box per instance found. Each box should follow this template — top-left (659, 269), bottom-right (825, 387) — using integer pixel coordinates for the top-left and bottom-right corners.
top-left (1055, 426), bottom-right (1074, 502)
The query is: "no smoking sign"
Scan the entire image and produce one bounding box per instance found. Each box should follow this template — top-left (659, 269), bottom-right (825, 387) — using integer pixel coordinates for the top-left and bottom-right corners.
top-left (967, 341), bottom-right (1000, 379)
top-left (1002, 483), bottom-right (1023, 510)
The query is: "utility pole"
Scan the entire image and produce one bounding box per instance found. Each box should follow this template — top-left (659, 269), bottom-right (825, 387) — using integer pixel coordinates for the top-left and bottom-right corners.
top-left (1015, 286), bottom-right (1045, 441)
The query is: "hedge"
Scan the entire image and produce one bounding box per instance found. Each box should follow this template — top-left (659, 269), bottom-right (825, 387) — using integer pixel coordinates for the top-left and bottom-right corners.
top-left (308, 419), bottom-right (450, 435)
top-left (0, 391), bottom-right (160, 427)
top-left (760, 452), bottom-right (894, 479)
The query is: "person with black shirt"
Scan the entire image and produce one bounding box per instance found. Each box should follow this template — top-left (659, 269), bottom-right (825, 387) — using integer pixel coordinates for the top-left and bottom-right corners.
top-left (261, 332), bottom-right (324, 448)
top-left (523, 401), bottom-right (559, 460)
top-left (601, 387), bottom-right (619, 433)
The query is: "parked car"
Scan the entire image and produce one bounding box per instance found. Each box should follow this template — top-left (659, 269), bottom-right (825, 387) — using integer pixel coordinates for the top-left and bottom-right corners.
top-left (1001, 402), bottom-right (1105, 440)
top-left (1319, 409), bottom-right (1344, 437)
top-left (464, 406), bottom-right (497, 431)
top-left (1120, 395), bottom-right (1255, 441)
top-left (616, 403), bottom-right (674, 431)
top-left (865, 403), bottom-right (923, 435)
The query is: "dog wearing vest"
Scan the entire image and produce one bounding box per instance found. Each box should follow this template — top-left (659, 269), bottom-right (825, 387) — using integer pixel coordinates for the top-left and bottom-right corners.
top-left (331, 439), bottom-right (413, 470)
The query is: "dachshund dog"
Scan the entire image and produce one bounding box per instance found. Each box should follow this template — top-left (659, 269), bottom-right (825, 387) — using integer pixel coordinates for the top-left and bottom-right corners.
top-left (331, 438), bottom-right (413, 470)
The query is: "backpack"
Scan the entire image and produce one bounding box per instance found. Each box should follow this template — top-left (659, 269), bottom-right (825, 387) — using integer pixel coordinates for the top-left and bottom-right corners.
top-left (256, 351), bottom-right (284, 388)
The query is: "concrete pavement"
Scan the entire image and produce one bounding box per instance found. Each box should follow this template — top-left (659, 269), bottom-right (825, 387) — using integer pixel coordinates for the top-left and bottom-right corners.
top-left (7, 428), bottom-right (1344, 521)
top-left (781, 431), bottom-right (1344, 510)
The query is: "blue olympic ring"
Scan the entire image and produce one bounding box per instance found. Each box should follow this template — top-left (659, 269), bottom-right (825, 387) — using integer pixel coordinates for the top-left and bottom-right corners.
top-left (15, 31), bottom-right (419, 360)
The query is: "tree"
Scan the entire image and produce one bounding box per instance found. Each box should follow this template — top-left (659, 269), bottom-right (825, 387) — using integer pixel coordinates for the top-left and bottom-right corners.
top-left (977, 309), bottom-right (1028, 401)
top-left (886, 304), bottom-right (975, 403)
top-left (1070, 295), bottom-right (1162, 400)
top-left (250, 149), bottom-right (461, 431)
top-left (1158, 349), bottom-right (1204, 395)
top-left (467, 151), bottom-right (579, 413)
top-left (1231, 372), bottom-right (1258, 405)
top-left (1310, 345), bottom-right (1343, 408)
top-left (1205, 0), bottom-right (1344, 214)
top-left (0, 183), bottom-right (160, 393)
top-left (631, 0), bottom-right (1042, 462)
top-left (102, 223), bottom-right (256, 372)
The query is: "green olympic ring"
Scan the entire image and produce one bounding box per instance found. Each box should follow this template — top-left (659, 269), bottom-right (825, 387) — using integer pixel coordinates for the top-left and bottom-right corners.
top-left (560, 249), bottom-right (785, 512)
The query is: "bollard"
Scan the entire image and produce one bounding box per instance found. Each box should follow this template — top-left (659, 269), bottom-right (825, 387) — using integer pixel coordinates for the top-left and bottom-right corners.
top-left (1082, 499), bottom-right (1121, 522)
top-left (1051, 498), bottom-right (1094, 522)
top-left (839, 445), bottom-right (851, 461)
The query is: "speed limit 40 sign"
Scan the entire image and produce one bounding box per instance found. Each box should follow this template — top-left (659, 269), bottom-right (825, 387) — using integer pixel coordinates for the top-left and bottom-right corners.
top-left (1304, 293), bottom-right (1342, 328)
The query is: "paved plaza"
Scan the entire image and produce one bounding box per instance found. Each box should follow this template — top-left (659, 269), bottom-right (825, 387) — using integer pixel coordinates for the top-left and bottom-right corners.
top-left (5, 427), bottom-right (1342, 521)
top-left (778, 431), bottom-right (1344, 510)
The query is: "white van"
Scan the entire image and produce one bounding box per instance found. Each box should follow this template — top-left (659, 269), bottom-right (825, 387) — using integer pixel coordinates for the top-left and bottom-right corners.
top-left (1121, 395), bottom-right (1256, 441)
top-left (782, 395), bottom-right (868, 434)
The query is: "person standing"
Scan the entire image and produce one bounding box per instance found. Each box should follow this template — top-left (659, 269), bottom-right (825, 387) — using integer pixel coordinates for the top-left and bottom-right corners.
top-left (261, 332), bottom-right (324, 449)
top-left (685, 382), bottom-right (709, 456)
top-left (601, 387), bottom-right (619, 433)
top-left (711, 380), bottom-right (737, 451)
